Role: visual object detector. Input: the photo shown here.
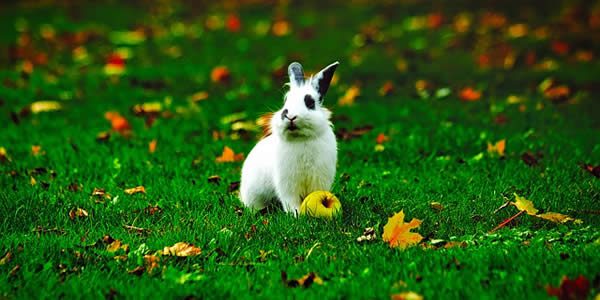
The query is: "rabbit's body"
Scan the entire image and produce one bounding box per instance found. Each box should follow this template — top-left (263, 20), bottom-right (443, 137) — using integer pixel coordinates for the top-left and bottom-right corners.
top-left (240, 61), bottom-right (339, 215)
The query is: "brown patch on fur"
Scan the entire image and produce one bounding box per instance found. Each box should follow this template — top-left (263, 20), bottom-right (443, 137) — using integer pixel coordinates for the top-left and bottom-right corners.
top-left (258, 112), bottom-right (273, 139)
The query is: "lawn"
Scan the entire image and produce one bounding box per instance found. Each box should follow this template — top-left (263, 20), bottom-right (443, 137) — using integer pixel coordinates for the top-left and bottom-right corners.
top-left (1, 1), bottom-right (599, 299)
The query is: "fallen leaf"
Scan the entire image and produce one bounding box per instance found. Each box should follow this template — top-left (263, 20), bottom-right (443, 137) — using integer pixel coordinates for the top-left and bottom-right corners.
top-left (104, 53), bottom-right (126, 75)
top-left (69, 208), bottom-right (88, 220)
top-left (211, 66), bottom-right (231, 83)
top-left (144, 254), bottom-right (160, 274)
top-left (391, 291), bottom-right (424, 300)
top-left (543, 86), bottom-right (571, 102)
top-left (189, 91), bottom-right (209, 102)
top-left (357, 227), bottom-right (377, 242)
top-left (272, 20), bottom-right (291, 36)
top-left (536, 212), bottom-right (582, 224)
top-left (104, 111), bottom-right (131, 136)
top-left (430, 202), bottom-right (444, 212)
top-left (487, 139), bottom-right (506, 157)
top-left (145, 204), bottom-right (162, 216)
top-left (281, 271), bottom-right (323, 288)
top-left (379, 81), bottom-right (394, 96)
top-left (338, 85), bottom-right (360, 106)
top-left (124, 186), bottom-right (146, 195)
top-left (91, 188), bottom-right (112, 201)
top-left (459, 87), bottom-right (481, 101)
top-left (226, 14), bottom-right (241, 32)
top-left (28, 101), bottom-right (62, 114)
top-left (106, 239), bottom-right (129, 253)
top-left (511, 193), bottom-right (538, 215)
top-left (96, 131), bottom-right (111, 142)
top-left (128, 266), bottom-right (145, 276)
top-left (581, 164), bottom-right (600, 178)
top-left (215, 146), bottom-right (244, 163)
top-left (376, 133), bottom-right (389, 144)
top-left (207, 175), bottom-right (221, 184)
top-left (161, 242), bottom-right (201, 257)
top-left (132, 102), bottom-right (162, 116)
top-left (382, 210), bottom-right (424, 249)
top-left (0, 252), bottom-right (12, 265)
top-left (546, 275), bottom-right (590, 300)
top-left (0, 147), bottom-right (9, 163)
top-left (149, 139), bottom-right (157, 153)
top-left (521, 152), bottom-right (539, 166)
top-left (336, 125), bottom-right (373, 141)
top-left (31, 145), bottom-right (44, 156)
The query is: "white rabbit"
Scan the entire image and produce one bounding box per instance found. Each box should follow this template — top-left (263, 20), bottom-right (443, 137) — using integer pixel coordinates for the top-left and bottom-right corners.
top-left (240, 61), bottom-right (339, 215)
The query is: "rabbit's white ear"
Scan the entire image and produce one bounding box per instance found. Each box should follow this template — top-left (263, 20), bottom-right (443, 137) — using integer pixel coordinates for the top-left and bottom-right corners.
top-left (288, 62), bottom-right (305, 87)
top-left (311, 61), bottom-right (339, 102)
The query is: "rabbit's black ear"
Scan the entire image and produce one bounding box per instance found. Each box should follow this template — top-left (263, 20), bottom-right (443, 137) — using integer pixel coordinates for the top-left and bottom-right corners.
top-left (311, 61), bottom-right (339, 102)
top-left (288, 62), bottom-right (305, 87)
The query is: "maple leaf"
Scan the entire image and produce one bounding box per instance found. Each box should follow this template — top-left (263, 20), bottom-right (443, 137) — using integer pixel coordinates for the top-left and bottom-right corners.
top-left (161, 242), bottom-right (201, 257)
top-left (124, 186), bottom-right (146, 195)
top-left (104, 111), bottom-right (131, 136)
top-left (546, 275), bottom-right (590, 300)
top-left (536, 212), bottom-right (582, 224)
top-left (511, 193), bottom-right (538, 215)
top-left (391, 291), bottom-right (424, 300)
top-left (382, 210), bottom-right (424, 249)
top-left (487, 139), bottom-right (506, 157)
top-left (459, 87), bottom-right (481, 101)
top-left (215, 146), bottom-right (244, 163)
top-left (338, 85), bottom-right (360, 106)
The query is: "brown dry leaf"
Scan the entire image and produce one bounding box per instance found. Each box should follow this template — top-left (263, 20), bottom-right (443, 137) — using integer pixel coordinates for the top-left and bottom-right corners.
top-left (91, 188), bottom-right (111, 201)
top-left (338, 85), bottom-right (360, 106)
top-left (104, 111), bottom-right (131, 136)
top-left (69, 208), bottom-right (88, 220)
top-left (149, 139), bottom-right (157, 153)
top-left (211, 66), bottom-right (231, 83)
top-left (144, 254), bottom-right (160, 274)
top-left (430, 202), bottom-right (444, 212)
top-left (546, 275), bottom-right (590, 300)
top-left (29, 101), bottom-right (62, 114)
top-left (215, 146), bottom-right (244, 163)
top-left (379, 81), bottom-right (394, 96)
top-left (0, 252), bottom-right (12, 265)
top-left (459, 87), bottom-right (482, 101)
top-left (487, 139), bottom-right (506, 157)
top-left (282, 271), bottom-right (323, 288)
top-left (391, 291), bottom-right (424, 300)
top-left (382, 210), bottom-right (424, 249)
top-left (511, 193), bottom-right (538, 215)
top-left (543, 86), bottom-right (570, 102)
top-left (124, 186), bottom-right (146, 195)
top-left (161, 242), bottom-right (201, 257)
top-left (536, 212), bottom-right (582, 224)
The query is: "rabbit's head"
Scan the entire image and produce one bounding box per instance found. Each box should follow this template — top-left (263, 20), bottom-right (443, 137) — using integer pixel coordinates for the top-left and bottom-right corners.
top-left (271, 61), bottom-right (339, 140)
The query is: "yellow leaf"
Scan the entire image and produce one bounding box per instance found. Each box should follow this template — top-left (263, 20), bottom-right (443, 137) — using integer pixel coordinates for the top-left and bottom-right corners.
top-left (106, 240), bottom-right (129, 253)
top-left (30, 101), bottom-right (62, 114)
top-left (391, 291), bottom-right (424, 300)
top-left (162, 242), bottom-right (201, 257)
top-left (0, 147), bottom-right (10, 163)
top-left (338, 85), bottom-right (360, 106)
top-left (535, 212), bottom-right (582, 224)
top-left (215, 146), bottom-right (244, 163)
top-left (124, 186), bottom-right (146, 195)
top-left (382, 210), bottom-right (424, 249)
top-left (487, 139), bottom-right (506, 156)
top-left (511, 193), bottom-right (538, 215)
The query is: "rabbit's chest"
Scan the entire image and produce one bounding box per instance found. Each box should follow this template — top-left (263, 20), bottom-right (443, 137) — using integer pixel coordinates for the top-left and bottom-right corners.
top-left (276, 139), bottom-right (335, 194)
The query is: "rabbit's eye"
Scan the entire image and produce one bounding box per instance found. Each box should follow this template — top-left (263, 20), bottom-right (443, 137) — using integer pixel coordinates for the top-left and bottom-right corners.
top-left (304, 95), bottom-right (315, 110)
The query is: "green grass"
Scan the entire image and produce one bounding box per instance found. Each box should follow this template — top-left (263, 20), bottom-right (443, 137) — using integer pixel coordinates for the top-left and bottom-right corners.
top-left (1, 1), bottom-right (599, 299)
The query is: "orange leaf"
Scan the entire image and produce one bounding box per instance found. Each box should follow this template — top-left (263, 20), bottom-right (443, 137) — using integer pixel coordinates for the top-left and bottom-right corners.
top-left (459, 87), bottom-right (481, 101)
top-left (487, 139), bottom-right (506, 157)
top-left (216, 146), bottom-right (244, 163)
top-left (149, 139), bottom-right (157, 153)
top-left (124, 186), bottom-right (146, 195)
top-left (31, 145), bottom-right (44, 156)
top-left (376, 133), bottom-right (389, 145)
top-left (161, 242), bottom-right (201, 257)
top-left (382, 210), bottom-right (423, 249)
top-left (226, 14), bottom-right (241, 32)
top-left (391, 291), bottom-right (424, 300)
top-left (338, 85), bottom-right (360, 106)
top-left (104, 111), bottom-right (131, 136)
top-left (211, 66), bottom-right (231, 83)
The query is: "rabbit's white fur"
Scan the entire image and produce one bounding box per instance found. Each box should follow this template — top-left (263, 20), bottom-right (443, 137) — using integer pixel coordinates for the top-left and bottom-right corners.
top-left (240, 62), bottom-right (339, 215)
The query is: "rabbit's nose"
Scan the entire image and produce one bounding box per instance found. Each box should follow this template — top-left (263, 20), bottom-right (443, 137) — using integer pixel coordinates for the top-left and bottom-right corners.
top-left (281, 109), bottom-right (297, 121)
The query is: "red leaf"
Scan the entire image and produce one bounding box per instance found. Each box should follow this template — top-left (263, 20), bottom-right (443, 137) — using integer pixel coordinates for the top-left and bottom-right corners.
top-left (546, 275), bottom-right (590, 300)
